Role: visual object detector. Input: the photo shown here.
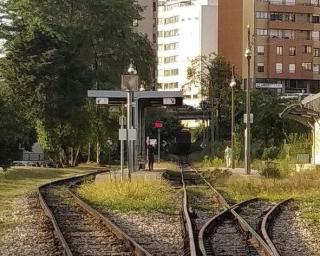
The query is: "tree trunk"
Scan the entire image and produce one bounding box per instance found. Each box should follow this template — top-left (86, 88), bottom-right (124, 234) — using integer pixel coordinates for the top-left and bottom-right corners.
top-left (209, 87), bottom-right (216, 157)
top-left (73, 146), bottom-right (80, 166)
top-left (87, 142), bottom-right (91, 163)
top-left (70, 147), bottom-right (74, 166)
top-left (96, 140), bottom-right (100, 164)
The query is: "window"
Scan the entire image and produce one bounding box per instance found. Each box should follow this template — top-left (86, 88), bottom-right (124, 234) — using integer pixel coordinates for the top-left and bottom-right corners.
top-left (312, 31), bottom-right (320, 41)
top-left (164, 42), bottom-right (178, 51)
top-left (276, 46), bottom-right (283, 56)
top-left (311, 0), bottom-right (320, 6)
top-left (164, 82), bottom-right (178, 89)
top-left (257, 46), bottom-right (265, 55)
top-left (313, 64), bottom-right (320, 74)
top-left (269, 29), bottom-right (282, 38)
top-left (304, 45), bottom-right (312, 54)
top-left (164, 16), bottom-right (179, 24)
top-left (289, 47), bottom-right (296, 56)
top-left (270, 12), bottom-right (282, 21)
top-left (302, 62), bottom-right (312, 71)
top-left (284, 13), bottom-right (295, 22)
top-left (164, 56), bottom-right (177, 63)
top-left (276, 63), bottom-right (283, 73)
top-left (313, 15), bottom-right (320, 23)
top-left (164, 69), bottom-right (179, 77)
top-left (158, 31), bottom-right (163, 37)
top-left (283, 30), bottom-right (294, 39)
top-left (256, 12), bottom-right (269, 19)
top-left (164, 29), bottom-right (179, 37)
top-left (289, 64), bottom-right (296, 74)
top-left (257, 29), bottom-right (268, 36)
top-left (285, 0), bottom-right (295, 5)
top-left (315, 48), bottom-right (320, 57)
top-left (257, 63), bottom-right (264, 72)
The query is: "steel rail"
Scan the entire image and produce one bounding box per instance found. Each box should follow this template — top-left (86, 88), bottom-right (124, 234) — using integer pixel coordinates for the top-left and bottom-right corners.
top-left (188, 165), bottom-right (275, 256)
top-left (261, 198), bottom-right (293, 256)
top-left (180, 164), bottom-right (198, 256)
top-left (38, 170), bottom-right (152, 256)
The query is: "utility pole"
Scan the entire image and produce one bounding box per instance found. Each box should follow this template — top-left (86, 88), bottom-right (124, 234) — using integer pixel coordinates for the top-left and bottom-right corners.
top-left (127, 91), bottom-right (132, 181)
top-left (158, 128), bottom-right (161, 162)
top-left (229, 65), bottom-right (236, 169)
top-left (245, 25), bottom-right (252, 175)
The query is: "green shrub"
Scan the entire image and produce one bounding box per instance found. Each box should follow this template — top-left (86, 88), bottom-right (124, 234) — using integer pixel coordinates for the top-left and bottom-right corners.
top-left (202, 156), bottom-right (224, 168)
top-left (261, 146), bottom-right (280, 160)
top-left (260, 165), bottom-right (281, 178)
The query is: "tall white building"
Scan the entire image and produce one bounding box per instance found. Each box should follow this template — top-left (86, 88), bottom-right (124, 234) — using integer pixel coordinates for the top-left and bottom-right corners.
top-left (157, 0), bottom-right (218, 107)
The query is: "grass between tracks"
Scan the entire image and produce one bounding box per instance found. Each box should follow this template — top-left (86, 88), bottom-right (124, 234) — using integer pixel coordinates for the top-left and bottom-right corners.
top-left (0, 167), bottom-right (92, 235)
top-left (77, 178), bottom-right (180, 213)
top-left (200, 168), bottom-right (320, 235)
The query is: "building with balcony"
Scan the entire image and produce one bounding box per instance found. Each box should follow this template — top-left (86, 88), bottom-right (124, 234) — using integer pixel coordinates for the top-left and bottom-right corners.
top-left (157, 0), bottom-right (218, 107)
top-left (219, 0), bottom-right (320, 95)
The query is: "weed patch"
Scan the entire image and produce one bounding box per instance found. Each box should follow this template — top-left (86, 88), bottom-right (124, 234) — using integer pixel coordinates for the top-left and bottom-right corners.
top-left (77, 178), bottom-right (180, 213)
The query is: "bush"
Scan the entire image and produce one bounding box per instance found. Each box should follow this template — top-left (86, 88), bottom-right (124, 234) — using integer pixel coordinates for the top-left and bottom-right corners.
top-left (261, 146), bottom-right (280, 160)
top-left (260, 165), bottom-right (281, 178)
top-left (203, 156), bottom-right (224, 168)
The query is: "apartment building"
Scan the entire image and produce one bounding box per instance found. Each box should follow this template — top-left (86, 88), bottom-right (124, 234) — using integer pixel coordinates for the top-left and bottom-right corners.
top-left (157, 0), bottom-right (218, 107)
top-left (219, 0), bottom-right (320, 95)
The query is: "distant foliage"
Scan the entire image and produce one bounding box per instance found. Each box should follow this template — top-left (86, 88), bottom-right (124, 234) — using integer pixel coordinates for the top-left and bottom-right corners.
top-left (0, 0), bottom-right (156, 165)
top-left (261, 146), bottom-right (280, 160)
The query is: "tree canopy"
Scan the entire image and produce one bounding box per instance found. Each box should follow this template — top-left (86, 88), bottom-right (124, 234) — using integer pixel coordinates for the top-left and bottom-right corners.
top-left (0, 0), bottom-right (156, 166)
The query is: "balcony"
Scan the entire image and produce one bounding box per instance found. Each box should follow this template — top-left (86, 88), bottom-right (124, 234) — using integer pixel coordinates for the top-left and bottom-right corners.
top-left (268, 4), bottom-right (314, 14)
top-left (268, 20), bottom-right (313, 30)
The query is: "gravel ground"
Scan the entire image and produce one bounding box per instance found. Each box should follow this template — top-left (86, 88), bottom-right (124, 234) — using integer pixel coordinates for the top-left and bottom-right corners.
top-left (0, 194), bottom-right (63, 256)
top-left (100, 210), bottom-right (184, 256)
top-left (272, 202), bottom-right (320, 256)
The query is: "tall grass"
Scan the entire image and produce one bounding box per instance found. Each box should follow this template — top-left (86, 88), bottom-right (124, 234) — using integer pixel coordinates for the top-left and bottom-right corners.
top-left (215, 170), bottom-right (320, 202)
top-left (77, 178), bottom-right (180, 213)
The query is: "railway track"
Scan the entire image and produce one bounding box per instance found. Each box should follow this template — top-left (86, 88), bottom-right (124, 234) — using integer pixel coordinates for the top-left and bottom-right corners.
top-left (38, 171), bottom-right (152, 256)
top-left (261, 199), bottom-right (293, 256)
top-left (180, 162), bottom-right (276, 256)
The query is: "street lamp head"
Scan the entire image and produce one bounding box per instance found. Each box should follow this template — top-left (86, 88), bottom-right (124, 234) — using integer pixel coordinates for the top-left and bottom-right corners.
top-left (230, 77), bottom-right (236, 88)
top-left (245, 47), bottom-right (252, 59)
top-left (140, 81), bottom-right (146, 91)
top-left (128, 63), bottom-right (137, 75)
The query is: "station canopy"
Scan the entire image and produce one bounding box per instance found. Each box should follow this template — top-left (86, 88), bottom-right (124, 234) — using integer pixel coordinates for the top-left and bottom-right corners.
top-left (280, 93), bottom-right (320, 128)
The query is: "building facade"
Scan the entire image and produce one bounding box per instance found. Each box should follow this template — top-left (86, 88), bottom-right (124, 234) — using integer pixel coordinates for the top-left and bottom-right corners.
top-left (219, 0), bottom-right (320, 95)
top-left (137, 0), bottom-right (158, 48)
top-left (157, 0), bottom-right (218, 107)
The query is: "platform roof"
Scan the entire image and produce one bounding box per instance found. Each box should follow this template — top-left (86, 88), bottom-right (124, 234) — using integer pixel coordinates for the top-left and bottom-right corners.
top-left (280, 93), bottom-right (320, 128)
top-left (87, 90), bottom-right (184, 107)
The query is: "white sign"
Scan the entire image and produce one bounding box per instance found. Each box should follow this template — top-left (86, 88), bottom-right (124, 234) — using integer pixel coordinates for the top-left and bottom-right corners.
top-left (244, 113), bottom-right (254, 124)
top-left (128, 129), bottom-right (137, 141)
top-left (119, 129), bottom-right (127, 141)
top-left (119, 116), bottom-right (126, 126)
top-left (255, 83), bottom-right (283, 89)
top-left (163, 98), bottom-right (176, 105)
top-left (96, 98), bottom-right (109, 105)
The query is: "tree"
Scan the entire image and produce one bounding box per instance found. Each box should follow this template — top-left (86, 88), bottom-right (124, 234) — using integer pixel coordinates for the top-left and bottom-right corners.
top-left (0, 0), bottom-right (156, 165)
top-left (187, 53), bottom-right (234, 156)
top-left (0, 85), bottom-right (35, 169)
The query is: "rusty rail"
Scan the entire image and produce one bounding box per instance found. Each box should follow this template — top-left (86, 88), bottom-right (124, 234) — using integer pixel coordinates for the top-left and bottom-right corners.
top-left (38, 170), bottom-right (152, 256)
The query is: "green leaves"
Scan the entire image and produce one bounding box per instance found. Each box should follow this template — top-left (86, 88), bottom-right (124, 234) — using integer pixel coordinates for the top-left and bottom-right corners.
top-left (0, 0), bottom-right (155, 164)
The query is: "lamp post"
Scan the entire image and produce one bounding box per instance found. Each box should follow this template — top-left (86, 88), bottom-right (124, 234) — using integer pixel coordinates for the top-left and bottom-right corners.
top-left (126, 63), bottom-right (138, 180)
top-left (244, 25), bottom-right (252, 175)
top-left (229, 65), bottom-right (236, 169)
